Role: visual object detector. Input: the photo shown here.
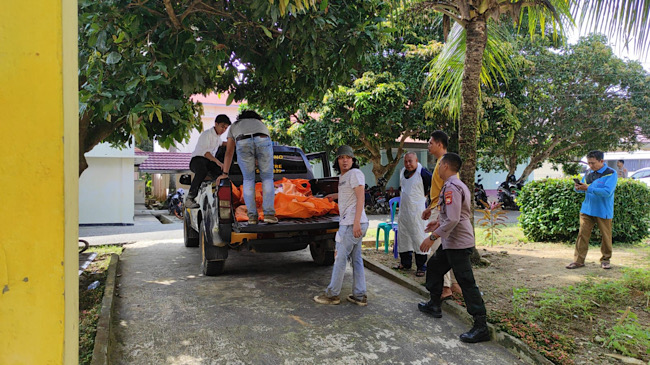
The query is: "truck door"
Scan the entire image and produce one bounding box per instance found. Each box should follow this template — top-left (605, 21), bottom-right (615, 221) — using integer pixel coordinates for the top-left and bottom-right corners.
top-left (306, 152), bottom-right (331, 178)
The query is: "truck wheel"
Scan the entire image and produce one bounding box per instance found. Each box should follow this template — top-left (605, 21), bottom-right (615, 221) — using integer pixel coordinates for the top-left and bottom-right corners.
top-left (310, 239), bottom-right (335, 266)
top-left (203, 260), bottom-right (225, 276)
top-left (184, 211), bottom-right (199, 247)
top-left (200, 221), bottom-right (226, 276)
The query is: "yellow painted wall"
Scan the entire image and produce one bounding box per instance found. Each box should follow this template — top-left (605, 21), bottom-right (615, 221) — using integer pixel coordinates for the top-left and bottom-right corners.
top-left (0, 0), bottom-right (79, 363)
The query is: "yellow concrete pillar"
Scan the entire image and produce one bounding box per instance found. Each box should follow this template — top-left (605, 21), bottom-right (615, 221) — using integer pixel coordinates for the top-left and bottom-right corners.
top-left (0, 0), bottom-right (79, 363)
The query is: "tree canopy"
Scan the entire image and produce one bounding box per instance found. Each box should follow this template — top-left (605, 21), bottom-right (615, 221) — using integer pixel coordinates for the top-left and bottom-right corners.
top-left (78, 0), bottom-right (388, 174)
top-left (478, 34), bottom-right (650, 180)
top-left (269, 37), bottom-right (454, 184)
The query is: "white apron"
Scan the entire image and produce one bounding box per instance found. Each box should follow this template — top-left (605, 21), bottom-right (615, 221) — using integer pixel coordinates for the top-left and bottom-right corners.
top-left (397, 163), bottom-right (429, 254)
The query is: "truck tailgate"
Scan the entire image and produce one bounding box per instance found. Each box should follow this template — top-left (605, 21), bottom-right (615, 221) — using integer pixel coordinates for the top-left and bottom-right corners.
top-left (234, 215), bottom-right (339, 233)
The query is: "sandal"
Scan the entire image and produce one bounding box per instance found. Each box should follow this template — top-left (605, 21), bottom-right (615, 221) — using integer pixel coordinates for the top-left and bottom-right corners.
top-left (415, 270), bottom-right (425, 277)
top-left (565, 262), bottom-right (585, 269)
top-left (601, 261), bottom-right (611, 269)
top-left (392, 264), bottom-right (408, 270)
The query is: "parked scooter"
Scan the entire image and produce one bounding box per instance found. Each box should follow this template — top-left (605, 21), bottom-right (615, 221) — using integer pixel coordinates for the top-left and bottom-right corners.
top-left (166, 188), bottom-right (184, 218)
top-left (474, 175), bottom-right (488, 208)
top-left (497, 175), bottom-right (523, 210)
top-left (365, 178), bottom-right (390, 214)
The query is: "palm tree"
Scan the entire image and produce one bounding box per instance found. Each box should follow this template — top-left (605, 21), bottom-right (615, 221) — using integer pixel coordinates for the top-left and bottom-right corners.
top-left (410, 1), bottom-right (573, 192)
top-left (416, 0), bottom-right (649, 189)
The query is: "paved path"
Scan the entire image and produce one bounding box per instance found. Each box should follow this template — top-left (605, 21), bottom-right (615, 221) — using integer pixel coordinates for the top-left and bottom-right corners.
top-left (111, 239), bottom-right (522, 364)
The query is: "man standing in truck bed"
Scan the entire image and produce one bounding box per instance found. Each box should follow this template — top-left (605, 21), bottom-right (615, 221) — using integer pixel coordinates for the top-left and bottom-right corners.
top-left (220, 110), bottom-right (278, 224)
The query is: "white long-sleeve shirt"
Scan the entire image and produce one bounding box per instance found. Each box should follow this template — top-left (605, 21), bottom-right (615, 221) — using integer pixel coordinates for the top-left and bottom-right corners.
top-left (192, 128), bottom-right (221, 158)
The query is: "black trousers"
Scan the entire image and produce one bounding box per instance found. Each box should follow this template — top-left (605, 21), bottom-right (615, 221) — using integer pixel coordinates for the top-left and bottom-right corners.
top-left (188, 156), bottom-right (221, 198)
top-left (399, 251), bottom-right (428, 271)
top-left (425, 246), bottom-right (486, 317)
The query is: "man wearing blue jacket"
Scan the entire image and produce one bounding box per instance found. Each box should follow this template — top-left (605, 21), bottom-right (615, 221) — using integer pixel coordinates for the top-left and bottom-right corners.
top-left (566, 150), bottom-right (618, 270)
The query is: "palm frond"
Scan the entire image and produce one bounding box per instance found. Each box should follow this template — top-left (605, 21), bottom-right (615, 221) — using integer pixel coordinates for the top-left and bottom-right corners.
top-left (426, 21), bottom-right (517, 118)
top-left (575, 0), bottom-right (649, 55)
top-left (523, 0), bottom-right (574, 40)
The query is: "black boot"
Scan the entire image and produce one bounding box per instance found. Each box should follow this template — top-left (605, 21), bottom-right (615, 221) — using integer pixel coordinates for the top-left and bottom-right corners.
top-left (418, 299), bottom-right (442, 318)
top-left (459, 315), bottom-right (490, 343)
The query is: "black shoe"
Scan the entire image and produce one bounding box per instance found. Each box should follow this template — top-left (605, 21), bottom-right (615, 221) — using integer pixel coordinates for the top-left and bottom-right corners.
top-left (460, 315), bottom-right (490, 343)
top-left (418, 299), bottom-right (442, 318)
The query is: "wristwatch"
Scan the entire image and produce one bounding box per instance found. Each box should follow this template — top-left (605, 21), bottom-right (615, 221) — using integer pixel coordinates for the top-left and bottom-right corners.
top-left (222, 172), bottom-right (229, 176)
top-left (430, 233), bottom-right (438, 241)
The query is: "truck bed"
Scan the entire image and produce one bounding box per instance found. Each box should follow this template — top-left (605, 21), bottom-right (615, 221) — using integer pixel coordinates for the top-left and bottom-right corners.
top-left (234, 214), bottom-right (339, 233)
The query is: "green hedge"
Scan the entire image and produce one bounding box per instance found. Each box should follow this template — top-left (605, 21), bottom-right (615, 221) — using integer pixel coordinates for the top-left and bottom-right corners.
top-left (518, 178), bottom-right (650, 243)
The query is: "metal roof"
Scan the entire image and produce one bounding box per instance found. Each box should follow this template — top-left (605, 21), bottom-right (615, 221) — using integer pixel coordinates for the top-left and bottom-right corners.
top-left (136, 151), bottom-right (192, 173)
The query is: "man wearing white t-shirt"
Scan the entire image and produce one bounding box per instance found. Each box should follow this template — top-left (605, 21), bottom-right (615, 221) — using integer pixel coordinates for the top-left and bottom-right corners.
top-left (185, 114), bottom-right (231, 208)
top-left (314, 145), bottom-right (369, 306)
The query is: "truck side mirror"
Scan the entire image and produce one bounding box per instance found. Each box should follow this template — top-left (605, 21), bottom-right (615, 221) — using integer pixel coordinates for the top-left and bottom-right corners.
top-left (179, 174), bottom-right (192, 185)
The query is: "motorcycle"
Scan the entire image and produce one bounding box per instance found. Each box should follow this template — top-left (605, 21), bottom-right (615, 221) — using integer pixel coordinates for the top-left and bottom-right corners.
top-left (497, 175), bottom-right (523, 210)
top-left (365, 178), bottom-right (390, 214)
top-left (166, 188), bottom-right (185, 218)
top-left (474, 175), bottom-right (488, 208)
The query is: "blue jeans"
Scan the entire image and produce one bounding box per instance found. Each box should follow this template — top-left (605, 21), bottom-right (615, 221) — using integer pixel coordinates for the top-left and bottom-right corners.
top-left (325, 223), bottom-right (369, 299)
top-left (236, 136), bottom-right (275, 217)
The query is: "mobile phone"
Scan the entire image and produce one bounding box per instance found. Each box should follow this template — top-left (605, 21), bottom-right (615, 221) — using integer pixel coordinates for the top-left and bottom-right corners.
top-left (573, 178), bottom-right (583, 184)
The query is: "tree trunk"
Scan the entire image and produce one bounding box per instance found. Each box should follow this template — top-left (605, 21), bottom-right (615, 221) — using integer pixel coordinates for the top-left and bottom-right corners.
top-left (78, 113), bottom-right (128, 176)
top-left (459, 16), bottom-right (487, 264)
top-left (459, 16), bottom-right (486, 195)
top-left (169, 146), bottom-right (178, 194)
top-left (370, 154), bottom-right (400, 191)
top-left (79, 112), bottom-right (91, 176)
top-left (518, 161), bottom-right (539, 183)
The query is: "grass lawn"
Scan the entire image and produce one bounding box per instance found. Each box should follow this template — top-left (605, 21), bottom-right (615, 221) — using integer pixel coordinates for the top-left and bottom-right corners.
top-left (79, 245), bottom-right (123, 365)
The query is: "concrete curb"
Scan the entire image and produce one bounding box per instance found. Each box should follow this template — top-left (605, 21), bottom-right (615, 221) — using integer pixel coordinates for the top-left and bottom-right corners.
top-left (152, 213), bottom-right (175, 224)
top-left (362, 256), bottom-right (552, 365)
top-left (90, 253), bottom-right (119, 365)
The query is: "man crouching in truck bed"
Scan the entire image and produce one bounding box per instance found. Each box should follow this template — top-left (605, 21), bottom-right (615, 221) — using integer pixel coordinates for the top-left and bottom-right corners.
top-left (185, 114), bottom-right (231, 208)
top-left (219, 110), bottom-right (278, 224)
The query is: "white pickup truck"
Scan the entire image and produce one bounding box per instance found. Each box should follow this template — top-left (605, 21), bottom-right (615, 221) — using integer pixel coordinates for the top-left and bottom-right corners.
top-left (181, 145), bottom-right (339, 276)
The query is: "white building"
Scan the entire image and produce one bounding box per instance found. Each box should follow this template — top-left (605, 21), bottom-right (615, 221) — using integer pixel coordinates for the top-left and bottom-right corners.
top-left (79, 143), bottom-right (144, 225)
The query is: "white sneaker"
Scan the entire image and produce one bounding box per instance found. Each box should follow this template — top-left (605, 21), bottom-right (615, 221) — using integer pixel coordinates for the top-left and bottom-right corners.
top-left (184, 198), bottom-right (199, 209)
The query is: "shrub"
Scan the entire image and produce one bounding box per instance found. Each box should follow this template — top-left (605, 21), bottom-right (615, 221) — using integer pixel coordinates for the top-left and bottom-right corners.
top-left (518, 178), bottom-right (650, 243)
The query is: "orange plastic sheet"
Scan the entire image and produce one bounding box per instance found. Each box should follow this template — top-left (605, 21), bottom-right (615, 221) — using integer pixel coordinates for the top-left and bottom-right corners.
top-left (231, 178), bottom-right (338, 221)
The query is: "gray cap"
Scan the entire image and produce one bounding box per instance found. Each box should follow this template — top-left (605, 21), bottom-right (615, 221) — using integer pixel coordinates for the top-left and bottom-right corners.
top-left (336, 145), bottom-right (355, 158)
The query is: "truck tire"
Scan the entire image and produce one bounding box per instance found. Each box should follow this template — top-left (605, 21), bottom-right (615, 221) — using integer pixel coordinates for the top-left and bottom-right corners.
top-left (184, 211), bottom-right (199, 247)
top-left (200, 220), bottom-right (226, 276)
top-left (203, 260), bottom-right (225, 276)
top-left (310, 239), bottom-right (335, 266)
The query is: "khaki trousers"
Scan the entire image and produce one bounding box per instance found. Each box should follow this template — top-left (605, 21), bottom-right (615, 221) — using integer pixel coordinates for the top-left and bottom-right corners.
top-left (574, 213), bottom-right (613, 264)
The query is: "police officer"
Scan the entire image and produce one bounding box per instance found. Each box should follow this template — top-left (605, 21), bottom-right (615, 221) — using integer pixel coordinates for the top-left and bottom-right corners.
top-left (417, 153), bottom-right (489, 343)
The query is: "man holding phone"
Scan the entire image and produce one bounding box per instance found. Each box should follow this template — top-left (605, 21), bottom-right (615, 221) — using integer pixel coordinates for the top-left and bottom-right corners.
top-left (566, 151), bottom-right (618, 270)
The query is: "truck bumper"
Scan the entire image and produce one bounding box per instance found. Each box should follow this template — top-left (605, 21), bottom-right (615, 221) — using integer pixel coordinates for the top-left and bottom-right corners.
top-left (227, 231), bottom-right (336, 253)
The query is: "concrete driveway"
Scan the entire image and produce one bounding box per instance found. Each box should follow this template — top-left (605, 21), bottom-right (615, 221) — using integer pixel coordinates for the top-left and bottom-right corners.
top-left (111, 238), bottom-right (522, 364)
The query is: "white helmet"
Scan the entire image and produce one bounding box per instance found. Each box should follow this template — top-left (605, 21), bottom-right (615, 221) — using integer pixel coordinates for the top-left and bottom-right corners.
top-left (176, 188), bottom-right (185, 195)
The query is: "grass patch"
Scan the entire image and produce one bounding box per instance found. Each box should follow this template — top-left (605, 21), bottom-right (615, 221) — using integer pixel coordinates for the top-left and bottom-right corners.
top-left (603, 309), bottom-right (650, 359)
top-left (79, 245), bottom-right (123, 365)
top-left (489, 311), bottom-right (575, 364)
top-left (475, 223), bottom-right (527, 246)
top-left (506, 268), bottom-right (650, 363)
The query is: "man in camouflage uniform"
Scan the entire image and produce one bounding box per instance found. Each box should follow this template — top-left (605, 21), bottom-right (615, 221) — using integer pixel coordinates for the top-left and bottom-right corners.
top-left (417, 153), bottom-right (489, 343)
